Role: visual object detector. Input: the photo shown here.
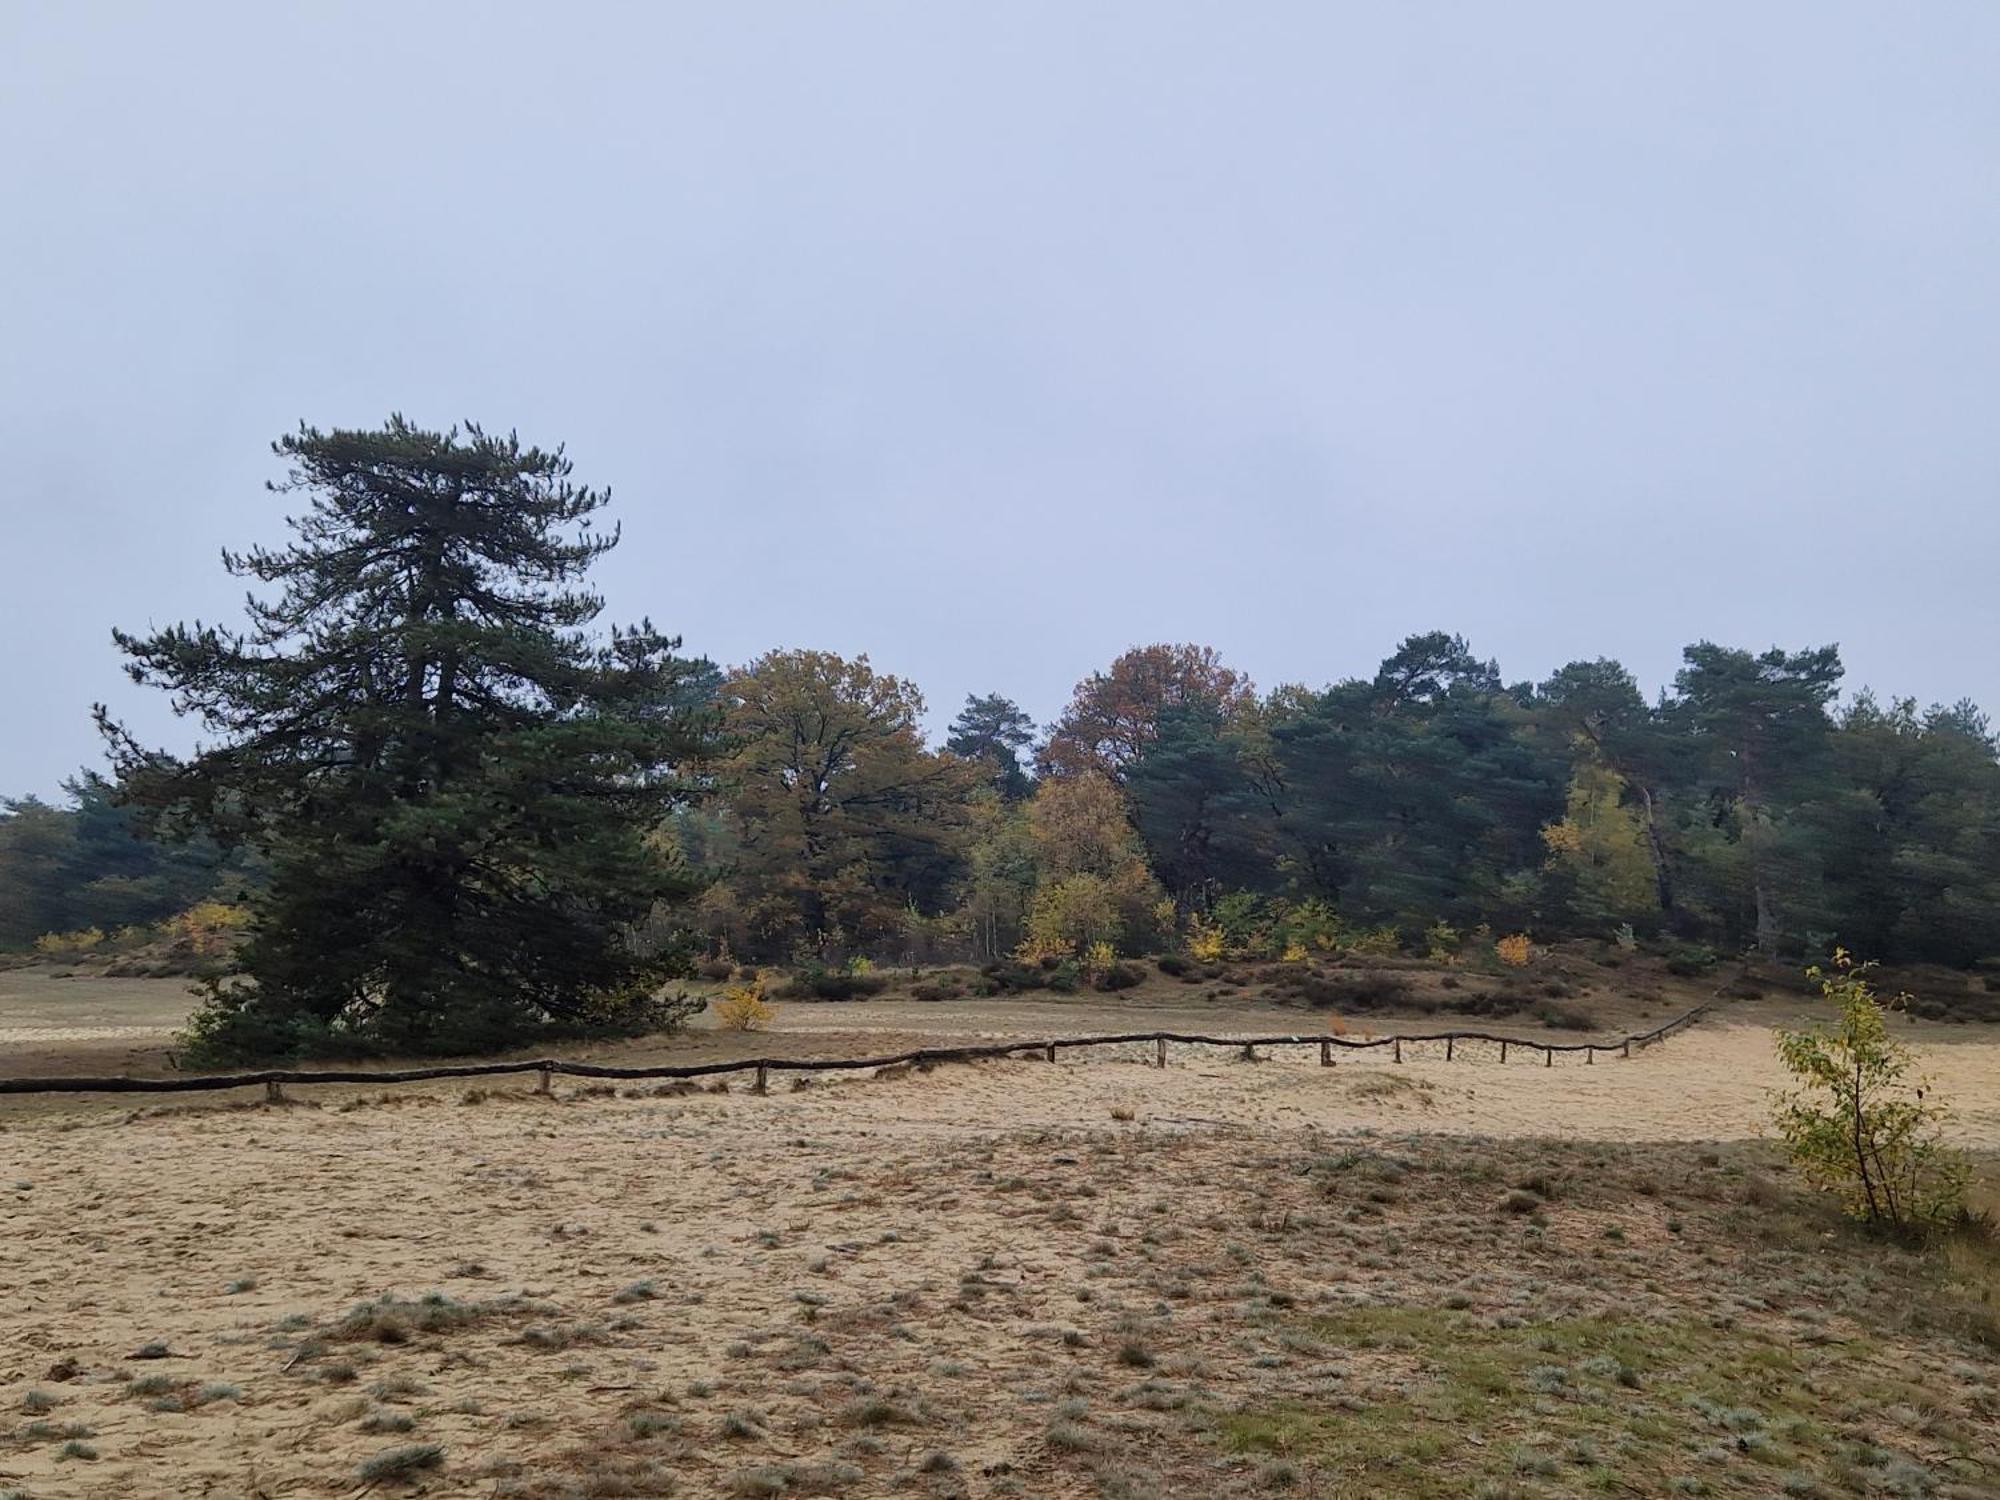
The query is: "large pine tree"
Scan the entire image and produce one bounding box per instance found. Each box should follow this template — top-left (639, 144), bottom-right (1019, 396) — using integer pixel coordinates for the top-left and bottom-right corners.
top-left (100, 417), bottom-right (714, 1059)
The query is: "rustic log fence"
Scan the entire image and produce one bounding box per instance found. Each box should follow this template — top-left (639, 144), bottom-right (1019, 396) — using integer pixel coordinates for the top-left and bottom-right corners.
top-left (0, 1003), bottom-right (1709, 1097)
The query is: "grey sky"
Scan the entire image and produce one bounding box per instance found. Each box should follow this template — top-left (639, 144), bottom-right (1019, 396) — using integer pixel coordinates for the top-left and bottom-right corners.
top-left (4, 3), bottom-right (1998, 798)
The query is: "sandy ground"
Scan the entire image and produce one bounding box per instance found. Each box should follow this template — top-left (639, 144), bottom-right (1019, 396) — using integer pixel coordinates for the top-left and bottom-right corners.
top-left (4, 978), bottom-right (1999, 1498)
top-left (0, 970), bottom-right (194, 1046)
top-left (5, 972), bottom-right (2000, 1147)
top-left (2, 1045), bottom-right (1997, 1500)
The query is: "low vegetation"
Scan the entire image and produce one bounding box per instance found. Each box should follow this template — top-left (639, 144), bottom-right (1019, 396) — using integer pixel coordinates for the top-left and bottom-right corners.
top-left (713, 978), bottom-right (774, 1032)
top-left (5, 1069), bottom-right (1993, 1496)
top-left (1775, 953), bottom-right (1971, 1233)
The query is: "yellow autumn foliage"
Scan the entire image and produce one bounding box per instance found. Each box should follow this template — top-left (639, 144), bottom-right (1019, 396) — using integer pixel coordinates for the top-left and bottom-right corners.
top-left (34, 926), bottom-right (105, 956)
top-left (715, 978), bottom-right (773, 1031)
top-left (171, 901), bottom-right (252, 955)
top-left (1186, 915), bottom-right (1224, 963)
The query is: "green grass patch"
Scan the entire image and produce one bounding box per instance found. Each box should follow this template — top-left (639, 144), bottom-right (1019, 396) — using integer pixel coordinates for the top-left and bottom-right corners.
top-left (1218, 1306), bottom-right (1968, 1497)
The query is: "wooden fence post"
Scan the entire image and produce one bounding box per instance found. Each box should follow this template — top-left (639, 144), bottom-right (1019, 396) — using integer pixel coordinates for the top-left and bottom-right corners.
top-left (1499, 1040), bottom-right (1508, 1064)
top-left (1319, 1040), bottom-right (1332, 1067)
top-left (1241, 1043), bottom-right (1257, 1063)
top-left (1445, 1036), bottom-right (1454, 1062)
top-left (1585, 1047), bottom-right (1594, 1065)
top-left (1156, 1038), bottom-right (1167, 1070)
top-left (1623, 1039), bottom-right (1631, 1059)
top-left (265, 1079), bottom-right (285, 1104)
top-left (1393, 1039), bottom-right (1402, 1064)
top-left (1544, 1047), bottom-right (1552, 1068)
top-left (1045, 1043), bottom-right (1057, 1063)
top-left (753, 1064), bottom-right (768, 1094)
top-left (537, 1066), bottom-right (552, 1095)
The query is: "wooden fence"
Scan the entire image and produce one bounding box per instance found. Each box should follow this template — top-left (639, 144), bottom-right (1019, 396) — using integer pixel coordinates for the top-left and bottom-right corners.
top-left (0, 1002), bottom-right (1710, 1098)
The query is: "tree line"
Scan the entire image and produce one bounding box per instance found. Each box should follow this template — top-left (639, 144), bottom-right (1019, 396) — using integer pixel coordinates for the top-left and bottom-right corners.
top-left (3, 417), bottom-right (1995, 1058)
top-left (678, 635), bottom-right (2000, 976)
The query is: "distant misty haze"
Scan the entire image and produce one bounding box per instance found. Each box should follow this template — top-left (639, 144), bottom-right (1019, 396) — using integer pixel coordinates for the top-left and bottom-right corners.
top-left (3, 2), bottom-right (1998, 797)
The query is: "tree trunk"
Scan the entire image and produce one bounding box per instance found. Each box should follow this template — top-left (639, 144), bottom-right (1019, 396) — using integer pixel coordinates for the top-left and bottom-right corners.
top-left (1636, 782), bottom-right (1675, 915)
top-left (1738, 752), bottom-right (1779, 957)
top-left (1744, 801), bottom-right (1779, 957)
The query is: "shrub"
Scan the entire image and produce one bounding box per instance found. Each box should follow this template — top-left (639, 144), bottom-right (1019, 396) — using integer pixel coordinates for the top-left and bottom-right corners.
top-left (1185, 914), bottom-right (1225, 963)
top-left (1280, 971), bottom-right (1413, 1012)
top-left (1212, 890), bottom-right (1283, 958)
top-left (696, 956), bottom-right (736, 982)
top-left (1349, 926), bottom-right (1401, 957)
top-left (1023, 874), bottom-right (1125, 959)
top-left (714, 979), bottom-right (773, 1032)
top-left (168, 901), bottom-right (251, 955)
top-left (778, 968), bottom-right (888, 1001)
top-left (1665, 944), bottom-right (1717, 977)
top-left (1773, 952), bottom-right (1969, 1233)
top-left (356, 1443), bottom-right (444, 1483)
top-left (1271, 896), bottom-right (1345, 955)
top-left (980, 961), bottom-right (1044, 993)
top-left (34, 927), bottom-right (106, 957)
top-left (1156, 955), bottom-right (1189, 977)
top-left (1494, 933), bottom-right (1531, 967)
top-left (1093, 961), bottom-right (1146, 992)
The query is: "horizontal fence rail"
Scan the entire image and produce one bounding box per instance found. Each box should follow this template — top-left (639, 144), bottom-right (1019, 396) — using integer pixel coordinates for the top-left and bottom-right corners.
top-left (0, 1003), bottom-right (1710, 1097)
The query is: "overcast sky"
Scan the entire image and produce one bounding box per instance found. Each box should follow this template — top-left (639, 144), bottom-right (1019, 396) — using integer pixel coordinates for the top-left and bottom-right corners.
top-left (3, 3), bottom-right (1998, 798)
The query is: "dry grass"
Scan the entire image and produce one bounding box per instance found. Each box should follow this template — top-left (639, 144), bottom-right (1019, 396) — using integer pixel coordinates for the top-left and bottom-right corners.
top-left (4, 968), bottom-right (2000, 1496)
top-left (2, 1061), bottom-right (1996, 1497)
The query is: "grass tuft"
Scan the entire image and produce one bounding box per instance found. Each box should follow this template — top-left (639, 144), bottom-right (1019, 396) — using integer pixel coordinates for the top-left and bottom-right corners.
top-left (356, 1443), bottom-right (444, 1483)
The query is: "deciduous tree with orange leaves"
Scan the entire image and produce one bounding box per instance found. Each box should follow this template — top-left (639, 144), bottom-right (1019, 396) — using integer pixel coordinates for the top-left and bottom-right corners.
top-left (1039, 643), bottom-right (1255, 780)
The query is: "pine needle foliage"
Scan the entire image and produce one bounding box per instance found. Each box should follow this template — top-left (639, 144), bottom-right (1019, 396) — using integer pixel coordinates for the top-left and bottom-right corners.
top-left (99, 417), bottom-right (717, 1060)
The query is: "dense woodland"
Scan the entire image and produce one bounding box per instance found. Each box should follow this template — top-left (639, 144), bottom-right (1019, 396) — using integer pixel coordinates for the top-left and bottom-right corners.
top-left (3, 418), bottom-right (1997, 1055)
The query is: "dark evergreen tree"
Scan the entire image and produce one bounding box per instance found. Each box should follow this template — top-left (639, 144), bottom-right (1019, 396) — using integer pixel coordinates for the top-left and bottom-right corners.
top-left (99, 417), bottom-right (715, 1059)
top-left (1124, 703), bottom-right (1274, 907)
top-left (945, 693), bottom-right (1036, 800)
top-left (1270, 636), bottom-right (1566, 931)
top-left (1668, 644), bottom-right (1842, 955)
top-left (1821, 695), bottom-right (2000, 965)
top-left (1369, 631), bottom-right (1501, 712)
top-left (0, 796), bottom-right (78, 947)
top-left (0, 773), bottom-right (234, 946)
